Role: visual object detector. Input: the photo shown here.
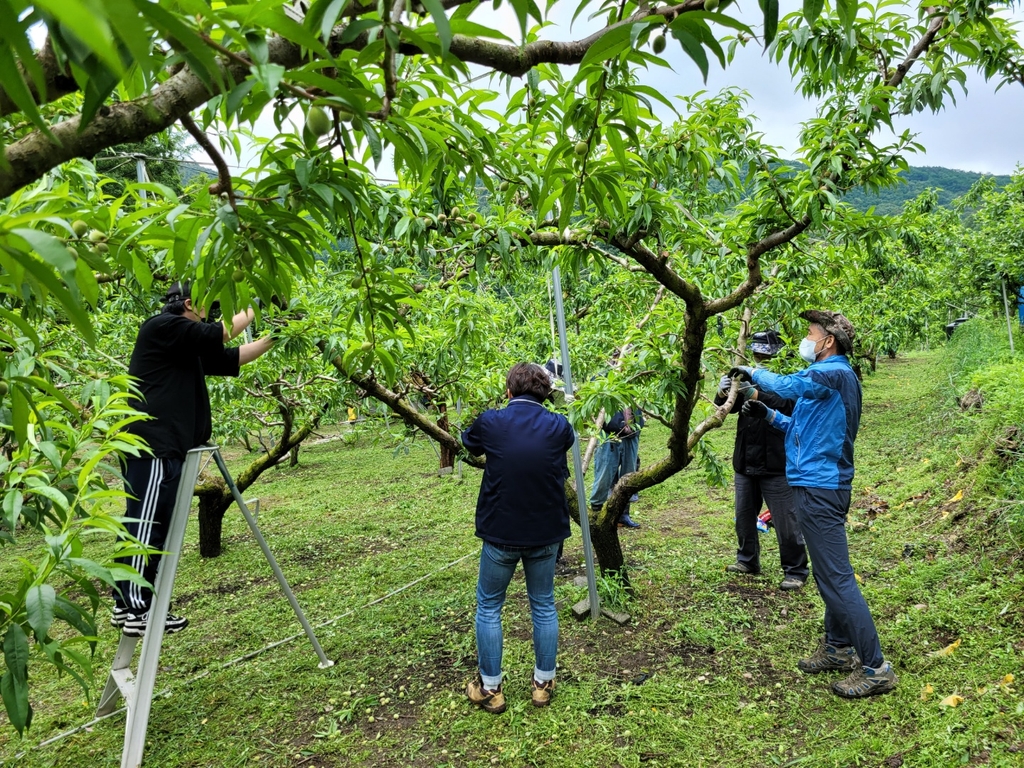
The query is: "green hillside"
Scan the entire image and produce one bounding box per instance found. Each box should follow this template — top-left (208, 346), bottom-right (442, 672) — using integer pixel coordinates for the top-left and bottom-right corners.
top-left (843, 165), bottom-right (1013, 215)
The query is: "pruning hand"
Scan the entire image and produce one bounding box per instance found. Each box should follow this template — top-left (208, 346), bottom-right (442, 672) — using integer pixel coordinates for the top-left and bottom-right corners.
top-left (741, 399), bottom-right (772, 421)
top-left (728, 366), bottom-right (754, 382)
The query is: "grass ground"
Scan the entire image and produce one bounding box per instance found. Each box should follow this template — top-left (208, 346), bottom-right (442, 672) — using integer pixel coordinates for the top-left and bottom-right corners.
top-left (1, 353), bottom-right (1022, 767)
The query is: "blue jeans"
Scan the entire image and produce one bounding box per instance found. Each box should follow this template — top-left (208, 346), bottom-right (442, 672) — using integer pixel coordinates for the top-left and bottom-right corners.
top-left (793, 486), bottom-right (884, 668)
top-left (475, 541), bottom-right (560, 688)
top-left (589, 435), bottom-right (639, 510)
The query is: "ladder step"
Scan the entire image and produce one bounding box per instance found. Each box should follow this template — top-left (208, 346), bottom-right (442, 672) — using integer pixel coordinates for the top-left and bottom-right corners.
top-left (111, 668), bottom-right (136, 701)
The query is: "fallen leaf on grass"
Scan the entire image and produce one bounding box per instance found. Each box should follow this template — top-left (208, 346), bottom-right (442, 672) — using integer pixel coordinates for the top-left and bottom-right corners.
top-left (928, 638), bottom-right (961, 658)
top-left (949, 489), bottom-right (964, 503)
top-left (939, 694), bottom-right (964, 708)
top-left (920, 684), bottom-right (934, 701)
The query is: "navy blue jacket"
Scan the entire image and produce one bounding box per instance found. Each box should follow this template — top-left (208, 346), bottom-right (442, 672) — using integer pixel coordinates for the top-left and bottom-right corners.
top-left (752, 356), bottom-right (861, 490)
top-left (462, 395), bottom-right (575, 547)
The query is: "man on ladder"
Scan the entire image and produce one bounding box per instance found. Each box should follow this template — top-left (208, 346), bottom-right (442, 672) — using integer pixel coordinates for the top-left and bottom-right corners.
top-left (112, 281), bottom-right (276, 636)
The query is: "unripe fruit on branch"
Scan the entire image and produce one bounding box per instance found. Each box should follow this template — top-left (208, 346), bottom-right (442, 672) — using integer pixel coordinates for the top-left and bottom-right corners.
top-left (652, 34), bottom-right (667, 54)
top-left (438, 213), bottom-right (447, 223)
top-left (451, 206), bottom-right (460, 218)
top-left (361, 341), bottom-right (373, 351)
top-left (499, 181), bottom-right (510, 191)
top-left (574, 140), bottom-right (589, 156)
top-left (306, 107), bottom-right (332, 137)
top-left (88, 229), bottom-right (106, 242)
top-left (232, 268), bottom-right (245, 282)
top-left (95, 242), bottom-right (109, 254)
top-left (704, 0), bottom-right (719, 10)
top-left (71, 220), bottom-right (89, 238)
top-left (350, 276), bottom-right (363, 289)
top-left (66, 246), bottom-right (78, 259)
top-left (240, 250), bottom-right (254, 267)
top-left (336, 106), bottom-right (355, 123)
top-left (0, 381), bottom-right (8, 397)
top-left (468, 212), bottom-right (477, 222)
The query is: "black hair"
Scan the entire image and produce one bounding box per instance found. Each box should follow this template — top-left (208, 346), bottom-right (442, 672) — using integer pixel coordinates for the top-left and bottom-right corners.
top-left (162, 280), bottom-right (190, 315)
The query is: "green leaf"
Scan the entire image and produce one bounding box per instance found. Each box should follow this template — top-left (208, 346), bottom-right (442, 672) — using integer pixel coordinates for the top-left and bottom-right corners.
top-left (13, 229), bottom-right (77, 274)
top-left (578, 23), bottom-right (635, 71)
top-left (420, 0), bottom-right (453, 57)
top-left (802, 0), bottom-right (824, 26)
top-left (3, 246), bottom-right (96, 344)
top-left (26, 584), bottom-right (57, 640)
top-left (3, 625), bottom-right (29, 685)
top-left (671, 28), bottom-right (709, 82)
top-left (0, 669), bottom-right (32, 735)
top-left (761, 0), bottom-right (779, 47)
top-left (835, 0), bottom-right (855, 31)
top-left (37, 0), bottom-right (124, 75)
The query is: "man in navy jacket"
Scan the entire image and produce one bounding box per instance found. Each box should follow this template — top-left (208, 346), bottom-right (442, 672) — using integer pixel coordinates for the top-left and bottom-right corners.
top-left (462, 363), bottom-right (575, 713)
top-left (732, 310), bottom-right (896, 698)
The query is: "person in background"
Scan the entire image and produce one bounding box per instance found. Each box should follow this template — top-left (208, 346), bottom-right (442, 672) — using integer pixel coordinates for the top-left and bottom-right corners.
top-left (462, 363), bottom-right (575, 713)
top-left (732, 310), bottom-right (896, 698)
top-left (590, 404), bottom-right (643, 529)
top-left (114, 281), bottom-right (275, 637)
top-left (715, 330), bottom-right (808, 591)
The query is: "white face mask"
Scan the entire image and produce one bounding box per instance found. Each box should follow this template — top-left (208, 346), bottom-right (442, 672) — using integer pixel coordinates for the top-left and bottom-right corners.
top-left (799, 337), bottom-right (820, 364)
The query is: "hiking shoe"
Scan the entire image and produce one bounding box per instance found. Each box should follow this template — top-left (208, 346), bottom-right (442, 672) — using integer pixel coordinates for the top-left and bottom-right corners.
top-left (832, 661), bottom-right (898, 698)
top-left (725, 562), bottom-right (759, 575)
top-left (122, 611), bottom-right (189, 638)
top-left (466, 676), bottom-right (506, 714)
top-left (779, 576), bottom-right (806, 591)
top-left (618, 513), bottom-right (640, 529)
top-left (531, 678), bottom-right (556, 708)
top-left (797, 636), bottom-right (860, 674)
top-left (110, 605), bottom-right (131, 628)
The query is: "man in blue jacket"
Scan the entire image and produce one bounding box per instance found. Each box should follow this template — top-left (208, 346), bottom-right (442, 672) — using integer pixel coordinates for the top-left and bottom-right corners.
top-left (731, 310), bottom-right (896, 698)
top-left (462, 363), bottom-right (575, 713)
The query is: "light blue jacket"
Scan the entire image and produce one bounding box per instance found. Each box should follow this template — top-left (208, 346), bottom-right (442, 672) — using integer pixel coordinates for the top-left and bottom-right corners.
top-left (751, 356), bottom-right (862, 490)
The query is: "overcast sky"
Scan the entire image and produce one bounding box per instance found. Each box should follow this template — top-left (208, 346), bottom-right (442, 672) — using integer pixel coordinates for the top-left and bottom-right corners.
top-left (562, 1), bottom-right (1024, 175)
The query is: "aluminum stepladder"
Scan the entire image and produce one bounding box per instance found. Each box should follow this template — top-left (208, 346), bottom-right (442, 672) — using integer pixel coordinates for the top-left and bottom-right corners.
top-left (96, 445), bottom-right (334, 768)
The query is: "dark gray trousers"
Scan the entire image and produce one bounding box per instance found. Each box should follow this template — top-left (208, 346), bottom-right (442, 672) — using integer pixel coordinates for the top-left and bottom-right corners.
top-left (793, 486), bottom-right (884, 669)
top-left (734, 472), bottom-right (808, 579)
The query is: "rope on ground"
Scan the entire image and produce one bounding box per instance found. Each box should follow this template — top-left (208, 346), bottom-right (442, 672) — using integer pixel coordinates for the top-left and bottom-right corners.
top-left (20, 551), bottom-right (477, 757)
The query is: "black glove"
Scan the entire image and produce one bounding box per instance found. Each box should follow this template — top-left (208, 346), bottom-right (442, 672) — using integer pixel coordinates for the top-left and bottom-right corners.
top-left (728, 366), bottom-right (754, 382)
top-left (741, 399), bottom-right (770, 420)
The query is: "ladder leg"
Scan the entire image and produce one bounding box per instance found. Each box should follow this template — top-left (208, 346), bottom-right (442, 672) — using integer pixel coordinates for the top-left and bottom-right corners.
top-left (120, 447), bottom-right (207, 768)
top-left (96, 634), bottom-right (140, 716)
top-left (211, 449), bottom-right (334, 669)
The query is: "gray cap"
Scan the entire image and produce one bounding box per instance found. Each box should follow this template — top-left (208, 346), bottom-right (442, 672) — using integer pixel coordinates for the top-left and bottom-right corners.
top-left (801, 310), bottom-right (855, 354)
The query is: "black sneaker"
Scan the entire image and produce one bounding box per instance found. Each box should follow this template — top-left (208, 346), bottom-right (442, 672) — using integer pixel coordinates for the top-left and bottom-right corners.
top-left (110, 605), bottom-right (131, 628)
top-left (123, 611), bottom-right (189, 637)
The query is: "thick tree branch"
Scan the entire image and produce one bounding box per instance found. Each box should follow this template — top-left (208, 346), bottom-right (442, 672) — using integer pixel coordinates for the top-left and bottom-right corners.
top-left (179, 114), bottom-right (236, 209)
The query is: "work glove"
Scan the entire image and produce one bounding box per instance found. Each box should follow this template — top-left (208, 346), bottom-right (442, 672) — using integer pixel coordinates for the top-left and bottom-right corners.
top-left (728, 366), bottom-right (754, 382)
top-left (717, 374), bottom-right (732, 395)
top-left (741, 399), bottom-right (773, 422)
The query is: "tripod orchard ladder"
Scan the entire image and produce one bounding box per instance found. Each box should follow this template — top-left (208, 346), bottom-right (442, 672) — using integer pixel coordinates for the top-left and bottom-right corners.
top-left (96, 445), bottom-right (334, 768)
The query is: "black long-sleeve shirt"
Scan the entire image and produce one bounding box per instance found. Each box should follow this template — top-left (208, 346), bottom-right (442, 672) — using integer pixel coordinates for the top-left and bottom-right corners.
top-left (126, 313), bottom-right (240, 458)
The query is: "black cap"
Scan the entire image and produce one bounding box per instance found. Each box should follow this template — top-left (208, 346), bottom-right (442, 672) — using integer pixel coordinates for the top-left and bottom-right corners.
top-left (750, 330), bottom-right (784, 357)
top-left (163, 280), bottom-right (191, 303)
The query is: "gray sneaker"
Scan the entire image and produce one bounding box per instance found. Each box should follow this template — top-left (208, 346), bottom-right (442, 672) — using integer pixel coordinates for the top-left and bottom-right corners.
top-left (832, 661), bottom-right (898, 698)
top-left (725, 562), bottom-right (759, 575)
top-left (797, 636), bottom-right (860, 674)
top-left (779, 576), bottom-right (805, 591)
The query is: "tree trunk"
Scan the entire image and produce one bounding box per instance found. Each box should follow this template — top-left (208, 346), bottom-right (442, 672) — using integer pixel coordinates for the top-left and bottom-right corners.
top-left (590, 522), bottom-right (628, 584)
top-left (198, 489), bottom-right (229, 558)
top-left (289, 445), bottom-right (299, 466)
top-left (437, 404), bottom-right (455, 469)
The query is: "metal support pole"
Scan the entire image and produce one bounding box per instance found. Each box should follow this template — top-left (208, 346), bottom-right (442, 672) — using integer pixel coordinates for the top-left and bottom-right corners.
top-left (134, 155), bottom-right (148, 201)
top-left (551, 266), bottom-right (600, 620)
top-left (210, 449), bottom-right (334, 668)
top-left (1002, 279), bottom-right (1016, 354)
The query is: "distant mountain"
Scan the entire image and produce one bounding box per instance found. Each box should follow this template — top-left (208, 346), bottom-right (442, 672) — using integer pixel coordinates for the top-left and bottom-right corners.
top-left (842, 165), bottom-right (1012, 215)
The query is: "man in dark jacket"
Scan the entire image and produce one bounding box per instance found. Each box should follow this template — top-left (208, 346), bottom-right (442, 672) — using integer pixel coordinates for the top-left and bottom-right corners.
top-left (715, 331), bottom-right (807, 590)
top-left (113, 282), bottom-right (275, 638)
top-left (462, 363), bottom-right (575, 714)
top-left (733, 310), bottom-right (896, 699)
